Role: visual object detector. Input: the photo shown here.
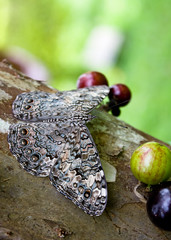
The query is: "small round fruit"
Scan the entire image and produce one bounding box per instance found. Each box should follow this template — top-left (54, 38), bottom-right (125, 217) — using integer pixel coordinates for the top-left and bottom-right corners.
top-left (147, 182), bottom-right (171, 231)
top-left (109, 84), bottom-right (131, 106)
top-left (130, 142), bottom-right (171, 185)
top-left (77, 71), bottom-right (108, 88)
top-left (108, 99), bottom-right (121, 116)
top-left (112, 107), bottom-right (121, 117)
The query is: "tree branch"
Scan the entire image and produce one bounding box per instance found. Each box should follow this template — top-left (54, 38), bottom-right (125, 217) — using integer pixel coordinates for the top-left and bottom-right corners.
top-left (0, 61), bottom-right (170, 240)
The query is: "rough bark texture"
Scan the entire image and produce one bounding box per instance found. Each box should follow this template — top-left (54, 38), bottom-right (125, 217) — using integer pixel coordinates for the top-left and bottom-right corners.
top-left (0, 61), bottom-right (171, 240)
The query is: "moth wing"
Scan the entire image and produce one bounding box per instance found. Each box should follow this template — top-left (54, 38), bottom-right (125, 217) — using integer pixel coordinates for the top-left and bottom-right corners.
top-left (8, 122), bottom-right (107, 216)
top-left (12, 91), bottom-right (62, 122)
top-left (63, 85), bottom-right (110, 115)
top-left (8, 122), bottom-right (70, 176)
top-left (12, 86), bottom-right (109, 121)
top-left (50, 125), bottom-right (107, 216)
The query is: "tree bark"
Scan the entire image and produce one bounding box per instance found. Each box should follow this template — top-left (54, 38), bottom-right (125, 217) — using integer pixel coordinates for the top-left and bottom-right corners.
top-left (0, 61), bottom-right (171, 240)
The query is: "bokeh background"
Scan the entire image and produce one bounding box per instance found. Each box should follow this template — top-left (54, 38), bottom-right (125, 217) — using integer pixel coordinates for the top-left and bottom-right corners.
top-left (0, 0), bottom-right (170, 143)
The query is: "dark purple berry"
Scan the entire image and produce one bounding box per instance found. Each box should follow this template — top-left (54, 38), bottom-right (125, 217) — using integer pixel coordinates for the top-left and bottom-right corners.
top-left (147, 182), bottom-right (171, 231)
top-left (108, 99), bottom-right (121, 116)
top-left (109, 84), bottom-right (131, 107)
top-left (77, 71), bottom-right (108, 88)
top-left (112, 107), bottom-right (121, 117)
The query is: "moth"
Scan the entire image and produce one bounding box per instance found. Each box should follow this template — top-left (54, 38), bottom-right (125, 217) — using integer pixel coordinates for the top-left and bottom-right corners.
top-left (8, 85), bottom-right (109, 216)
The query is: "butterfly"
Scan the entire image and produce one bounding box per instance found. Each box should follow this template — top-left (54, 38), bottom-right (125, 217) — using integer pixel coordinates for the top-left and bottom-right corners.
top-left (8, 85), bottom-right (109, 216)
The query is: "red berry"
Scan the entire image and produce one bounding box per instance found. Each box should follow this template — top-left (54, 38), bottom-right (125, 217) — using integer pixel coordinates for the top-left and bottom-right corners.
top-left (77, 71), bottom-right (108, 88)
top-left (109, 84), bottom-right (131, 107)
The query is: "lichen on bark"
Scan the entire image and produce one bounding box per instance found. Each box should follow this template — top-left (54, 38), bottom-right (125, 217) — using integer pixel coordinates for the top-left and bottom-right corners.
top-left (0, 61), bottom-right (171, 240)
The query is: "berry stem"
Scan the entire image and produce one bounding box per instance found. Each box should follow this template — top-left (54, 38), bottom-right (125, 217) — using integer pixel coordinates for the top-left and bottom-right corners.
top-left (133, 182), bottom-right (147, 204)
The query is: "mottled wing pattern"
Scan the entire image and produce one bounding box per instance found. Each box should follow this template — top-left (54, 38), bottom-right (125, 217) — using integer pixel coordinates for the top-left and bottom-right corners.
top-left (8, 86), bottom-right (109, 216)
top-left (8, 122), bottom-right (69, 176)
top-left (8, 122), bottom-right (107, 216)
top-left (12, 86), bottom-right (109, 121)
top-left (50, 125), bottom-right (107, 216)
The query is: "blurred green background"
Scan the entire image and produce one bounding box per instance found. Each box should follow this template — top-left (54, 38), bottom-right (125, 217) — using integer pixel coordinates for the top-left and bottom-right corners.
top-left (0, 0), bottom-right (170, 143)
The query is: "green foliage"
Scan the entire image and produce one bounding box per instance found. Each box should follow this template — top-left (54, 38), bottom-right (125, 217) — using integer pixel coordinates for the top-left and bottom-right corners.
top-left (0, 0), bottom-right (170, 142)
top-left (118, 0), bottom-right (171, 143)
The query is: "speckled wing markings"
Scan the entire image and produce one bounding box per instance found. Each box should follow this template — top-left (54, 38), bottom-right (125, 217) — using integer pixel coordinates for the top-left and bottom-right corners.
top-left (8, 85), bottom-right (109, 216)
top-left (8, 122), bottom-right (69, 177)
top-left (50, 125), bottom-right (107, 216)
top-left (12, 86), bottom-right (109, 122)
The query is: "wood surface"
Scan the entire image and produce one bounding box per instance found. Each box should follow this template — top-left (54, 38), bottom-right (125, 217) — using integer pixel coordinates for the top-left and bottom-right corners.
top-left (0, 61), bottom-right (171, 240)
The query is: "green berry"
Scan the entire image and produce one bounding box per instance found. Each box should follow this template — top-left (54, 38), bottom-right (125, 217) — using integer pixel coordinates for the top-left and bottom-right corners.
top-left (130, 142), bottom-right (171, 185)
